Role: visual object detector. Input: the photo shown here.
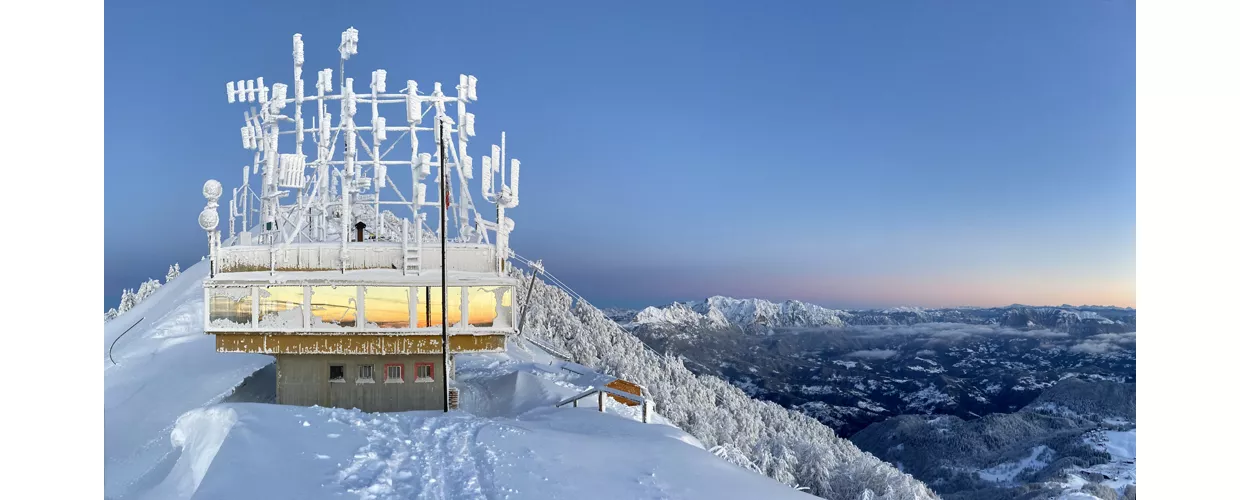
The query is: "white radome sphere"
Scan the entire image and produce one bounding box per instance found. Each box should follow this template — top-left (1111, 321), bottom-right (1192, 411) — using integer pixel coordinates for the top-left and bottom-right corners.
top-left (199, 208), bottom-right (219, 231)
top-left (203, 179), bottom-right (223, 200)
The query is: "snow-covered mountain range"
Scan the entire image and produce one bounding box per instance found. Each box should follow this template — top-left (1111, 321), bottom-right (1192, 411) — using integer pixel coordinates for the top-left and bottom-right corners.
top-left (619, 297), bottom-right (1135, 336)
top-left (631, 296), bottom-right (849, 333)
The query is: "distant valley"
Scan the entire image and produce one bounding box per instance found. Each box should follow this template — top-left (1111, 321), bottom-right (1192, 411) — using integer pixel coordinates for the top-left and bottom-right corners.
top-left (606, 297), bottom-right (1137, 499)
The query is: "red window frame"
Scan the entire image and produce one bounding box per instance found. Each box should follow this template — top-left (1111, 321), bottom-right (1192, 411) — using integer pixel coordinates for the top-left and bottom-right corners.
top-left (414, 362), bottom-right (435, 381)
top-left (384, 363), bottom-right (404, 382)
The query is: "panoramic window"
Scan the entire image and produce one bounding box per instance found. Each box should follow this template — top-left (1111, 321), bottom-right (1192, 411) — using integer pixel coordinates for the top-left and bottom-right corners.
top-left (329, 364), bottom-right (345, 383)
top-left (418, 286), bottom-right (463, 328)
top-left (467, 286), bottom-right (513, 328)
top-left (309, 286), bottom-right (358, 328)
top-left (384, 364), bottom-right (404, 383)
top-left (208, 288), bottom-right (252, 328)
top-left (363, 286), bottom-right (411, 329)
top-left (257, 286), bottom-right (305, 328)
top-left (357, 364), bottom-right (374, 383)
top-left (415, 362), bottom-right (434, 382)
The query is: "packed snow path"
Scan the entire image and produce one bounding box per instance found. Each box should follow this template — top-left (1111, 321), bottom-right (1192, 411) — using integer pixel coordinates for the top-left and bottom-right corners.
top-left (105, 262), bottom-right (811, 500)
top-left (132, 351), bottom-right (811, 500)
top-left (335, 411), bottom-right (494, 499)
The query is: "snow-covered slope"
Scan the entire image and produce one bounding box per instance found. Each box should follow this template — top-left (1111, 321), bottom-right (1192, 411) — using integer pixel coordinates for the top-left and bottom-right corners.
top-left (104, 262), bottom-right (273, 499)
top-left (515, 273), bottom-right (937, 499)
top-left (136, 348), bottom-right (816, 500)
top-left (104, 262), bottom-right (826, 500)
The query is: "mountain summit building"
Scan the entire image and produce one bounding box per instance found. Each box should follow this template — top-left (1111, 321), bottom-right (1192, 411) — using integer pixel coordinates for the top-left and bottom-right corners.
top-left (198, 28), bottom-right (524, 413)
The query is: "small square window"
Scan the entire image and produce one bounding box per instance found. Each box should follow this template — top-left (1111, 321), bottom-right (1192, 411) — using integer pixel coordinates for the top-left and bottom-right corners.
top-left (329, 364), bottom-right (345, 383)
top-left (415, 362), bottom-right (435, 383)
top-left (358, 364), bottom-right (374, 383)
top-left (384, 364), bottom-right (404, 383)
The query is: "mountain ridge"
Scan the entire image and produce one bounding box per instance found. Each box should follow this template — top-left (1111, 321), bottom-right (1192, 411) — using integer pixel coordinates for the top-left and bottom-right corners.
top-left (615, 297), bottom-right (1135, 336)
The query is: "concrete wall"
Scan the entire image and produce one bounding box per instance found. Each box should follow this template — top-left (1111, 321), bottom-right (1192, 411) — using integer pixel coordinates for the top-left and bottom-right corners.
top-left (275, 354), bottom-right (447, 412)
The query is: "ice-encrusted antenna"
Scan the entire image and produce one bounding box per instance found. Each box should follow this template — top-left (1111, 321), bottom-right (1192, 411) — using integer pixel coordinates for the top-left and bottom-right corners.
top-left (212, 27), bottom-right (527, 264)
top-left (339, 27), bottom-right (358, 60)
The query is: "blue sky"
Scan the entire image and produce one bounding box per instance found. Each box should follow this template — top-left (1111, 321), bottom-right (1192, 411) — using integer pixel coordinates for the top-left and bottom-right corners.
top-left (105, 0), bottom-right (1134, 310)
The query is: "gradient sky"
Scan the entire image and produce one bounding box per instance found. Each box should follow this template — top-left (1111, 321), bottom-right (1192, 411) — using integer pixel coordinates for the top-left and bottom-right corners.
top-left (105, 0), bottom-right (1135, 310)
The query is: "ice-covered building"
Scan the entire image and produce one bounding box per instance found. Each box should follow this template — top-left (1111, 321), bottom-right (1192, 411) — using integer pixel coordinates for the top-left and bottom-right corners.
top-left (198, 28), bottom-right (524, 412)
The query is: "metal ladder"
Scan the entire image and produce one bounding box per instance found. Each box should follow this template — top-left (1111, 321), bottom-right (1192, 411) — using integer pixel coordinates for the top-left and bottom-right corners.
top-left (402, 216), bottom-right (423, 275)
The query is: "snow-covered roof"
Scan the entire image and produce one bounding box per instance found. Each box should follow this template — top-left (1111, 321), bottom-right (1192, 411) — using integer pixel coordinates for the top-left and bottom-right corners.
top-left (207, 268), bottom-right (517, 286)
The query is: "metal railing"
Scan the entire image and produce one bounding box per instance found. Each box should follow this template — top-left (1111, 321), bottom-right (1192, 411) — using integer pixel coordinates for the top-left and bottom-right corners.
top-left (554, 384), bottom-right (654, 424)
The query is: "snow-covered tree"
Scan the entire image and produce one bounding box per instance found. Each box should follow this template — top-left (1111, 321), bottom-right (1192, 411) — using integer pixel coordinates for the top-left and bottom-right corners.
top-left (106, 262), bottom-right (180, 322)
top-left (513, 270), bottom-right (939, 499)
top-left (135, 278), bottom-right (162, 303)
top-left (117, 289), bottom-right (137, 315)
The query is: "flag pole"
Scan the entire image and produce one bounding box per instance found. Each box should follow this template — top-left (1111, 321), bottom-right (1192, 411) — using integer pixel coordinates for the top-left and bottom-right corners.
top-left (439, 117), bottom-right (450, 413)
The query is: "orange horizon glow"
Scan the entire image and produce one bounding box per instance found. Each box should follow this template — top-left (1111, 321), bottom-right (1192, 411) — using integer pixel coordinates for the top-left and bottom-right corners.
top-left (771, 274), bottom-right (1136, 309)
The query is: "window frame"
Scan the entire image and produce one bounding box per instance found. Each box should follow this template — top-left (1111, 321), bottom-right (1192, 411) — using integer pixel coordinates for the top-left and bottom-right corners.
top-left (414, 362), bottom-right (435, 383)
top-left (329, 364), bottom-right (347, 383)
top-left (384, 363), bottom-right (405, 383)
top-left (357, 364), bottom-right (375, 384)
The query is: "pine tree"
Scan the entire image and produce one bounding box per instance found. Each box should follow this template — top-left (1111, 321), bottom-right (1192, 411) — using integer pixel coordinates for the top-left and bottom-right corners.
top-left (117, 289), bottom-right (137, 315)
top-left (166, 263), bottom-right (181, 283)
top-left (135, 278), bottom-right (162, 303)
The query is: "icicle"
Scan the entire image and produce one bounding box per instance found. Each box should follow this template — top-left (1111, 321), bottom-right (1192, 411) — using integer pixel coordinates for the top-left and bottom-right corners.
top-left (468, 75), bottom-right (478, 101)
top-left (464, 112), bottom-right (476, 137)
